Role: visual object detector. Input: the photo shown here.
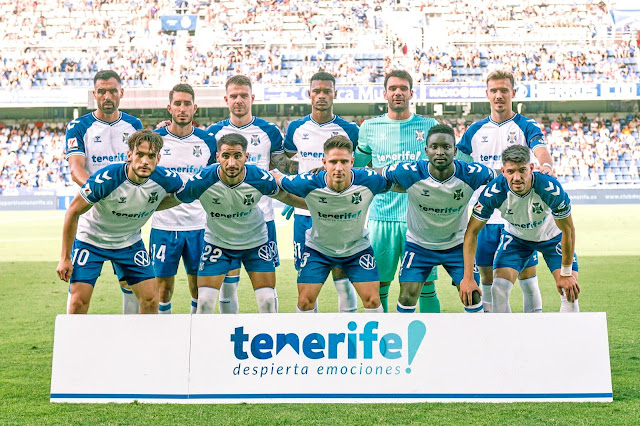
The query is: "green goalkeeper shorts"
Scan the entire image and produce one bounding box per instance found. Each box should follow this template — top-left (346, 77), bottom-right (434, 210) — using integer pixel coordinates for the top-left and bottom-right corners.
top-left (368, 219), bottom-right (438, 283)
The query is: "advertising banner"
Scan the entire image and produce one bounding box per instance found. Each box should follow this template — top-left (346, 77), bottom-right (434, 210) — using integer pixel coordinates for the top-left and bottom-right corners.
top-left (51, 313), bottom-right (612, 403)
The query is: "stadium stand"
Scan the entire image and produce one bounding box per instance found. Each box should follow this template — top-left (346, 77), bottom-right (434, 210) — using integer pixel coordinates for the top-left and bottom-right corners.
top-left (1, 0), bottom-right (638, 87)
top-left (2, 113), bottom-right (639, 191)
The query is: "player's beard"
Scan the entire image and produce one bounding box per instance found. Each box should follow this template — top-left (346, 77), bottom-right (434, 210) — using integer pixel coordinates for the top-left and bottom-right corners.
top-left (99, 101), bottom-right (118, 115)
top-left (388, 98), bottom-right (408, 113)
top-left (173, 115), bottom-right (192, 127)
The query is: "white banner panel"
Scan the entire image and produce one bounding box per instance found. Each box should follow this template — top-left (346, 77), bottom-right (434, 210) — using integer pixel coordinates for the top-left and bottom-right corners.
top-left (51, 313), bottom-right (612, 403)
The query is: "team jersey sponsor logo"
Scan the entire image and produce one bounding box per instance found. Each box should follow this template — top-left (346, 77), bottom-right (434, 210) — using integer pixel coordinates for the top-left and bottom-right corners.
top-left (351, 192), bottom-right (362, 204)
top-left (118, 196), bottom-right (127, 203)
top-left (358, 254), bottom-right (376, 270)
top-left (507, 131), bottom-right (517, 144)
top-left (415, 130), bottom-right (425, 142)
top-left (148, 192), bottom-right (159, 203)
top-left (531, 202), bottom-right (544, 214)
top-left (94, 136), bottom-right (102, 143)
top-left (250, 135), bottom-right (260, 146)
top-left (243, 194), bottom-right (255, 206)
top-left (453, 189), bottom-right (464, 200)
top-left (133, 250), bottom-right (151, 267)
top-left (122, 133), bottom-right (130, 144)
top-left (67, 137), bottom-right (78, 149)
top-left (257, 244), bottom-right (273, 261)
top-left (193, 145), bottom-right (202, 157)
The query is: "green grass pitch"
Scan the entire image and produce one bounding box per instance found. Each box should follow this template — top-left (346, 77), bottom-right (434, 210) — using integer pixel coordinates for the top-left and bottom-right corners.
top-left (0, 205), bottom-right (638, 424)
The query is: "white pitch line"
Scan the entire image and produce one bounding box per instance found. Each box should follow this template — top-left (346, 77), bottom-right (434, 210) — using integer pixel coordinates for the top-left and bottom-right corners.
top-left (0, 215), bottom-right (63, 224)
top-left (0, 237), bottom-right (59, 242)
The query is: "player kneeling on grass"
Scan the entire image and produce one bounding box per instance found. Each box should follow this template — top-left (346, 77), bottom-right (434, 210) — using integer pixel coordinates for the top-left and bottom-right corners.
top-left (381, 124), bottom-right (495, 313)
top-left (162, 133), bottom-right (306, 314)
top-left (56, 130), bottom-right (183, 314)
top-left (273, 136), bottom-right (390, 313)
top-left (460, 145), bottom-right (580, 312)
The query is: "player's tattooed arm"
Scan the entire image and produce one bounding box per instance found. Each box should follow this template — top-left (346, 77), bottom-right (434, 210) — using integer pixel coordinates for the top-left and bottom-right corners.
top-left (68, 156), bottom-right (90, 186)
top-left (56, 194), bottom-right (92, 282)
top-left (270, 152), bottom-right (298, 174)
top-left (459, 216), bottom-right (486, 306)
top-left (156, 193), bottom-right (182, 211)
top-left (272, 190), bottom-right (307, 210)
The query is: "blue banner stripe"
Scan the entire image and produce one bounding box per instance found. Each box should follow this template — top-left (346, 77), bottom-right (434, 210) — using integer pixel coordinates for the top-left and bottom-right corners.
top-left (51, 392), bottom-right (613, 400)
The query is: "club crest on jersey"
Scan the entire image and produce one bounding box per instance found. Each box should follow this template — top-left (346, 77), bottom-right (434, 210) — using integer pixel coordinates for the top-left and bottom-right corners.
top-left (193, 145), bottom-right (202, 157)
top-left (243, 194), bottom-right (255, 206)
top-left (212, 197), bottom-right (221, 204)
top-left (422, 189), bottom-right (430, 197)
top-left (453, 189), bottom-right (464, 200)
top-left (94, 136), bottom-right (102, 143)
top-left (118, 196), bottom-right (127, 204)
top-left (532, 202), bottom-right (544, 214)
top-left (415, 130), bottom-right (425, 142)
top-left (250, 135), bottom-right (260, 146)
top-left (68, 137), bottom-right (78, 149)
top-left (319, 196), bottom-right (327, 203)
top-left (351, 192), bottom-right (362, 204)
top-left (473, 201), bottom-right (483, 215)
top-left (122, 133), bottom-right (130, 144)
top-left (163, 148), bottom-right (172, 156)
top-left (359, 254), bottom-right (376, 270)
top-left (507, 131), bottom-right (517, 144)
top-left (148, 192), bottom-right (158, 203)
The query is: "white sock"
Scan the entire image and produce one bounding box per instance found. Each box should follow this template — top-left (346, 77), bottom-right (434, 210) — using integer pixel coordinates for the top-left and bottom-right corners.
top-left (158, 301), bottom-right (172, 314)
top-left (296, 305), bottom-right (315, 313)
top-left (364, 304), bottom-right (384, 313)
top-left (219, 275), bottom-right (240, 314)
top-left (519, 276), bottom-right (543, 313)
top-left (190, 297), bottom-right (198, 314)
top-left (491, 278), bottom-right (513, 313)
top-left (334, 278), bottom-right (358, 313)
top-left (255, 287), bottom-right (278, 313)
top-left (560, 289), bottom-right (580, 312)
top-left (396, 302), bottom-right (417, 313)
top-left (66, 286), bottom-right (71, 314)
top-left (481, 283), bottom-right (493, 313)
top-left (464, 301), bottom-right (484, 313)
top-left (121, 287), bottom-right (139, 315)
top-left (196, 287), bottom-right (219, 314)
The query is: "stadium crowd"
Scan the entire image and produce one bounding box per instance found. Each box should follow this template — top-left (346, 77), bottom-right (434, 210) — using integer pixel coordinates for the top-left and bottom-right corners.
top-left (1, 0), bottom-right (638, 88)
top-left (2, 112), bottom-right (639, 192)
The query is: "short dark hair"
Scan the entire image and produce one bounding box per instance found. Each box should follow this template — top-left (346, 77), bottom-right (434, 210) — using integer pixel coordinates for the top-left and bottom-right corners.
top-left (169, 83), bottom-right (195, 102)
top-left (225, 75), bottom-right (252, 91)
top-left (127, 129), bottom-right (163, 153)
top-left (384, 70), bottom-right (413, 90)
top-left (502, 145), bottom-right (530, 164)
top-left (217, 133), bottom-right (248, 152)
top-left (310, 71), bottom-right (336, 88)
top-left (426, 123), bottom-right (455, 143)
top-left (486, 69), bottom-right (515, 89)
top-left (94, 70), bottom-right (121, 85)
top-left (324, 135), bottom-right (353, 154)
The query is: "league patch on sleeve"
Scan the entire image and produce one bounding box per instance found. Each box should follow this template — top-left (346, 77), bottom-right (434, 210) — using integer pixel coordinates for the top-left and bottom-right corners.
top-left (473, 201), bottom-right (484, 215)
top-left (67, 137), bottom-right (78, 149)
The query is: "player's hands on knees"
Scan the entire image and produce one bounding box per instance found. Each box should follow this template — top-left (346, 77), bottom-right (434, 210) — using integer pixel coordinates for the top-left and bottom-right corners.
top-left (56, 259), bottom-right (73, 282)
top-left (556, 275), bottom-right (580, 302)
top-left (459, 277), bottom-right (481, 306)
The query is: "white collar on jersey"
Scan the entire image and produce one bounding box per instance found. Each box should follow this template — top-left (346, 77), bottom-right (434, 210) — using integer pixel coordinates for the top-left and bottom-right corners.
top-left (310, 114), bottom-right (337, 126)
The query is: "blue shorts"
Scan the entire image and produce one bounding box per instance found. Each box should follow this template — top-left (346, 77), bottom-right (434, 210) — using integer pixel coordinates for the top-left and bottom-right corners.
top-left (477, 223), bottom-right (538, 269)
top-left (198, 241), bottom-right (276, 277)
top-left (494, 232), bottom-right (579, 274)
top-left (399, 241), bottom-right (468, 285)
top-left (228, 220), bottom-right (279, 270)
top-left (293, 214), bottom-right (312, 270)
top-left (298, 246), bottom-right (380, 284)
top-left (149, 228), bottom-right (204, 277)
top-left (70, 239), bottom-right (155, 286)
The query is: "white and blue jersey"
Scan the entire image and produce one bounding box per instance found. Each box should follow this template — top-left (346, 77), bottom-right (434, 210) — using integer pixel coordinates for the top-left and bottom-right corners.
top-left (207, 117), bottom-right (283, 222)
top-left (176, 164), bottom-right (279, 250)
top-left (383, 160), bottom-right (495, 250)
top-left (283, 114), bottom-right (359, 216)
top-left (76, 163), bottom-right (183, 249)
top-left (472, 172), bottom-right (571, 242)
top-left (151, 127), bottom-right (217, 231)
top-left (66, 112), bottom-right (143, 175)
top-left (279, 168), bottom-right (389, 257)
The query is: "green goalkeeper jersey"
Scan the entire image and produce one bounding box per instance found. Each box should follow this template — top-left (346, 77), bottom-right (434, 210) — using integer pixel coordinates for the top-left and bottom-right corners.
top-left (357, 113), bottom-right (437, 222)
